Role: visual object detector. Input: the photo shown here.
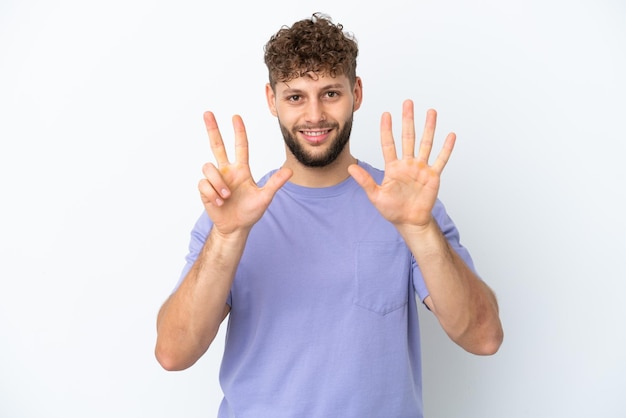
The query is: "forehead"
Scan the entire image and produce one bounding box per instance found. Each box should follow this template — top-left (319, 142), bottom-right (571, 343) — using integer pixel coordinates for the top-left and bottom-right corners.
top-left (275, 73), bottom-right (352, 94)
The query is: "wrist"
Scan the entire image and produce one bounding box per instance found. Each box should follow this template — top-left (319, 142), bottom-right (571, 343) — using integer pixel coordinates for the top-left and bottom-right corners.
top-left (396, 216), bottom-right (438, 238)
top-left (209, 226), bottom-right (251, 248)
top-left (396, 217), bottom-right (449, 255)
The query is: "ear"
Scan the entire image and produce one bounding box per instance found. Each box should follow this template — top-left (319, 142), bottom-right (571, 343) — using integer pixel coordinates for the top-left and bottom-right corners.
top-left (352, 77), bottom-right (363, 112)
top-left (265, 83), bottom-right (278, 116)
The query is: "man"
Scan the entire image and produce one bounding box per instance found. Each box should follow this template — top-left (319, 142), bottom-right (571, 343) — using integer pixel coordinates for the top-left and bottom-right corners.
top-left (156, 13), bottom-right (503, 418)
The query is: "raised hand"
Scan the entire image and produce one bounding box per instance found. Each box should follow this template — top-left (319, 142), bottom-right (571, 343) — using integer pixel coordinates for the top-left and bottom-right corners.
top-left (199, 112), bottom-right (292, 235)
top-left (348, 100), bottom-right (455, 231)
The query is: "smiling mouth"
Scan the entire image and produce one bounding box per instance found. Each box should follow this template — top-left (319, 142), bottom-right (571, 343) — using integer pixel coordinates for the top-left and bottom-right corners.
top-left (299, 129), bottom-right (332, 144)
top-left (301, 129), bottom-right (332, 137)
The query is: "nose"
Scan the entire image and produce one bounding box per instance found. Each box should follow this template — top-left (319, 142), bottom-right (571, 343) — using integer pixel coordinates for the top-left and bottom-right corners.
top-left (303, 98), bottom-right (325, 124)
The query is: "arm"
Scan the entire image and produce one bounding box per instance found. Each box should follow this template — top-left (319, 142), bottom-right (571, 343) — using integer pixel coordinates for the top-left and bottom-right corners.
top-left (155, 112), bottom-right (292, 371)
top-left (399, 220), bottom-right (502, 355)
top-left (155, 228), bottom-right (244, 371)
top-left (348, 100), bottom-right (503, 355)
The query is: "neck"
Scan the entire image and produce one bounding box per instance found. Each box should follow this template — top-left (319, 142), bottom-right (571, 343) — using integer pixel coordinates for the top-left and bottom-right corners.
top-left (283, 148), bottom-right (357, 188)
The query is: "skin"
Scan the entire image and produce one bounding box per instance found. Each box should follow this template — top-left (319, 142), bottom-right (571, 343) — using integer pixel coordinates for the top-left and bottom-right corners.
top-left (155, 73), bottom-right (503, 371)
top-left (266, 73), bottom-right (363, 187)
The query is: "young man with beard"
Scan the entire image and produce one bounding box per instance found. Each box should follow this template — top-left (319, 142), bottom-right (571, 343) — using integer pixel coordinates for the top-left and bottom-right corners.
top-left (155, 13), bottom-right (503, 418)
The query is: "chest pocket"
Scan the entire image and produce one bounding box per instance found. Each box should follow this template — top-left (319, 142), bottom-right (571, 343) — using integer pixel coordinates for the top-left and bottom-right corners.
top-left (353, 241), bottom-right (411, 315)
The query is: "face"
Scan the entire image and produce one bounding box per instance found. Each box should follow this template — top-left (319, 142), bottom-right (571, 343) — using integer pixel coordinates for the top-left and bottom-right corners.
top-left (266, 73), bottom-right (363, 168)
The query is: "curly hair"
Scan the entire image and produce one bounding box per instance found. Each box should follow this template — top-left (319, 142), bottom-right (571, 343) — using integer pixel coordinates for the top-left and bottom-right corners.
top-left (264, 13), bottom-right (359, 89)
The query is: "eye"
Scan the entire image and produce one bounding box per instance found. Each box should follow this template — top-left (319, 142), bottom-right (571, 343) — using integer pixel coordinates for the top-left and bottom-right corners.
top-left (326, 91), bottom-right (338, 98)
top-left (287, 95), bottom-right (301, 102)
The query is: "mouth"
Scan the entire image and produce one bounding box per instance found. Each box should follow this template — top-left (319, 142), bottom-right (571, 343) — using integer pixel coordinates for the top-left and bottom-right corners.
top-left (299, 128), bottom-right (333, 145)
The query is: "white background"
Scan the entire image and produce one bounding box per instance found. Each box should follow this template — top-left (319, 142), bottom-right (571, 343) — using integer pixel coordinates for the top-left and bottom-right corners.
top-left (1, 0), bottom-right (625, 417)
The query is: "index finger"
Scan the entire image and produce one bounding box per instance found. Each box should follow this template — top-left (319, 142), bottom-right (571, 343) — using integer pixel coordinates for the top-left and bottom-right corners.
top-left (203, 111), bottom-right (230, 168)
top-left (231, 114), bottom-right (249, 165)
top-left (401, 99), bottom-right (416, 159)
top-left (380, 112), bottom-right (398, 163)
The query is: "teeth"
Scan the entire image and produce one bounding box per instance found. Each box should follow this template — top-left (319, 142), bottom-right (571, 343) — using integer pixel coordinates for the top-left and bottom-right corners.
top-left (303, 131), bottom-right (327, 136)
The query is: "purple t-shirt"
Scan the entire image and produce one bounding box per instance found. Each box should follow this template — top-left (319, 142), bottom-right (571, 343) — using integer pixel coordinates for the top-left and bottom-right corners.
top-left (177, 161), bottom-right (476, 418)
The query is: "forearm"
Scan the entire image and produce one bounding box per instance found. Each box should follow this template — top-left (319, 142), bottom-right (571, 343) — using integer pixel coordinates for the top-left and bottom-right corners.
top-left (155, 227), bottom-right (249, 370)
top-left (399, 219), bottom-right (503, 355)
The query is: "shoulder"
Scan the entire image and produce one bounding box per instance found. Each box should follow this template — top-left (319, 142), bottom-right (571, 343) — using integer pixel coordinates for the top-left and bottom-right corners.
top-left (256, 170), bottom-right (278, 187)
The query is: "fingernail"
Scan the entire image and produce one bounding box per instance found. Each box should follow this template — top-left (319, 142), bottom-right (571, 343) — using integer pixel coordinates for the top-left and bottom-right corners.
top-left (216, 198), bottom-right (224, 206)
top-left (221, 188), bottom-right (230, 198)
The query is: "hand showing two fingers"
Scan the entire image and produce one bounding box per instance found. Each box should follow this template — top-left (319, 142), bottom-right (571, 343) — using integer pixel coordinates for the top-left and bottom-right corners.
top-left (198, 111), bottom-right (292, 235)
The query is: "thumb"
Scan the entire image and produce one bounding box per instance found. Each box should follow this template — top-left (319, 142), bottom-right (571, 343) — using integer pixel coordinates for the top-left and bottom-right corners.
top-left (348, 164), bottom-right (377, 196)
top-left (261, 167), bottom-right (293, 198)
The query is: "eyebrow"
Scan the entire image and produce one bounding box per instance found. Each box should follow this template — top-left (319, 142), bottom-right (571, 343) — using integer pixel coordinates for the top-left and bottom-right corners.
top-left (281, 82), bottom-right (348, 94)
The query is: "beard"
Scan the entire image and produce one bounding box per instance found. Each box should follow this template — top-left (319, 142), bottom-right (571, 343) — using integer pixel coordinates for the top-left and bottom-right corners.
top-left (279, 116), bottom-right (353, 168)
